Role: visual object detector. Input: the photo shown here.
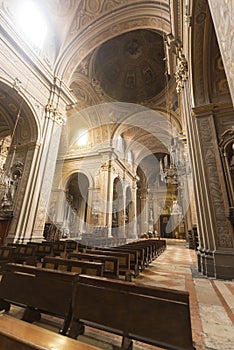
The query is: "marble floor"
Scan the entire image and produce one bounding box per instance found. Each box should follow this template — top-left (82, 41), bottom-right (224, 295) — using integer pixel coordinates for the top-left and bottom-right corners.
top-left (5, 240), bottom-right (234, 350)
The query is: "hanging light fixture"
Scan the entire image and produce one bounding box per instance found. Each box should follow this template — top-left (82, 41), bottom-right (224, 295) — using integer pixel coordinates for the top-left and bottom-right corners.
top-left (159, 42), bottom-right (179, 187)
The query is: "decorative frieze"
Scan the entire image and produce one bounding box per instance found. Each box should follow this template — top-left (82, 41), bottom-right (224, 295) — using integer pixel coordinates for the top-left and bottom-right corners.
top-left (175, 49), bottom-right (188, 93)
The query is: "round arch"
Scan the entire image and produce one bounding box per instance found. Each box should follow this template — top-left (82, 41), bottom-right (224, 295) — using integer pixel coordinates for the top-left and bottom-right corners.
top-left (0, 79), bottom-right (41, 243)
top-left (55, 4), bottom-right (171, 82)
top-left (64, 172), bottom-right (90, 237)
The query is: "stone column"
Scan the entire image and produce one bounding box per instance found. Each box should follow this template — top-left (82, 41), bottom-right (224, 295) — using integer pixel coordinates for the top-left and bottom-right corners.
top-left (179, 77), bottom-right (211, 274)
top-left (99, 159), bottom-right (113, 237)
top-left (195, 114), bottom-right (233, 278)
top-left (6, 143), bottom-right (41, 243)
top-left (128, 181), bottom-right (137, 239)
top-left (78, 198), bottom-right (86, 235)
top-left (86, 187), bottom-right (94, 231)
top-left (32, 105), bottom-right (66, 241)
top-left (140, 188), bottom-right (149, 234)
top-left (117, 204), bottom-right (125, 238)
top-left (179, 75), bottom-right (234, 278)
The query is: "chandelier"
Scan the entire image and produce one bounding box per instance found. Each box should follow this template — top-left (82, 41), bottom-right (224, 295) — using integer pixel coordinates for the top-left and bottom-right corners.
top-left (159, 136), bottom-right (187, 185)
top-left (160, 137), bottom-right (178, 185)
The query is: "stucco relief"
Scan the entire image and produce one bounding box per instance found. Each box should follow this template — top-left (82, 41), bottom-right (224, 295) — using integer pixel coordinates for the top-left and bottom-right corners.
top-left (175, 49), bottom-right (188, 93)
top-left (208, 0), bottom-right (234, 103)
top-left (69, 0), bottom-right (131, 35)
top-left (198, 117), bottom-right (233, 248)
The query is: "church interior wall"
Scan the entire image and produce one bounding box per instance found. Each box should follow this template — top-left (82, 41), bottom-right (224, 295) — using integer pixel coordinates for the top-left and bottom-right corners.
top-left (0, 0), bottom-right (233, 278)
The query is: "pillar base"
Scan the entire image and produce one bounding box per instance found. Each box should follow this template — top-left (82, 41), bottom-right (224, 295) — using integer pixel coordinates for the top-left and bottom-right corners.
top-left (196, 250), bottom-right (202, 273)
top-left (213, 250), bottom-right (234, 280)
top-left (197, 249), bottom-right (234, 279)
top-left (205, 252), bottom-right (215, 278)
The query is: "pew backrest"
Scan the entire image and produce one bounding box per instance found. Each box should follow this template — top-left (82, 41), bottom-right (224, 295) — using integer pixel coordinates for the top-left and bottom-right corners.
top-left (68, 252), bottom-right (119, 279)
top-left (68, 274), bottom-right (195, 350)
top-left (42, 256), bottom-right (104, 276)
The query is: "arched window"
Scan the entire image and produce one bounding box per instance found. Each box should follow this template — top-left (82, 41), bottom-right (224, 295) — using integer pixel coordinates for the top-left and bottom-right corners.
top-left (77, 129), bottom-right (88, 146)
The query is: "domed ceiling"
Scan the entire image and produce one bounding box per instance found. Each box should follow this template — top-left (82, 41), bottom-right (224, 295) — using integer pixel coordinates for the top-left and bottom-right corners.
top-left (93, 29), bottom-right (166, 103)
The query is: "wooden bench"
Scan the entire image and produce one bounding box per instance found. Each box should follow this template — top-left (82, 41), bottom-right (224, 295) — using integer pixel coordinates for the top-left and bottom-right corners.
top-left (41, 256), bottom-right (104, 276)
top-left (99, 247), bottom-right (139, 277)
top-left (68, 274), bottom-right (195, 350)
top-left (51, 241), bottom-right (67, 257)
top-left (117, 239), bottom-right (166, 270)
top-left (27, 242), bottom-right (53, 261)
top-left (0, 263), bottom-right (80, 334)
top-left (0, 246), bottom-right (16, 271)
top-left (123, 241), bottom-right (152, 266)
top-left (0, 314), bottom-right (99, 350)
top-left (111, 245), bottom-right (145, 272)
top-left (69, 252), bottom-right (119, 279)
top-left (11, 244), bottom-right (38, 265)
top-left (65, 240), bottom-right (79, 253)
top-left (85, 249), bottom-right (132, 281)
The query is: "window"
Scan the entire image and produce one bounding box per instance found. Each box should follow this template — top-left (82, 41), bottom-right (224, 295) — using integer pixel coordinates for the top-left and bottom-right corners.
top-left (16, 0), bottom-right (48, 49)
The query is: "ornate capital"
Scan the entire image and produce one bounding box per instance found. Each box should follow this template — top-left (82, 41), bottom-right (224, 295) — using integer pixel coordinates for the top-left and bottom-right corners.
top-left (175, 50), bottom-right (188, 93)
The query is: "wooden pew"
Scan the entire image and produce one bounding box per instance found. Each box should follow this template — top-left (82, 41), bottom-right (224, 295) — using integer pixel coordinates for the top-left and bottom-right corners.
top-left (122, 241), bottom-right (152, 266)
top-left (0, 263), bottom-right (80, 334)
top-left (68, 274), bottom-right (195, 350)
top-left (51, 241), bottom-right (67, 257)
top-left (42, 256), bottom-right (104, 276)
top-left (65, 240), bottom-right (79, 253)
top-left (111, 245), bottom-right (145, 272)
top-left (27, 242), bottom-right (53, 261)
top-left (97, 247), bottom-right (139, 277)
top-left (0, 314), bottom-right (99, 350)
top-left (69, 252), bottom-right (119, 279)
top-left (0, 246), bottom-right (16, 271)
top-left (137, 238), bottom-right (166, 259)
top-left (7, 244), bottom-right (38, 265)
top-left (85, 249), bottom-right (132, 281)
top-left (117, 239), bottom-right (166, 270)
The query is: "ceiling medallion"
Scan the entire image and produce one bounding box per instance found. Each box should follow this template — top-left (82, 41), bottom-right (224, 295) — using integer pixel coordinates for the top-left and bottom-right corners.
top-left (125, 39), bottom-right (142, 59)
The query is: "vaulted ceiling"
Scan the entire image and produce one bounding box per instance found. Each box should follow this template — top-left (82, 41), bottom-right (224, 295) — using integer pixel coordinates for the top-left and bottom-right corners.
top-left (1, 0), bottom-right (181, 160)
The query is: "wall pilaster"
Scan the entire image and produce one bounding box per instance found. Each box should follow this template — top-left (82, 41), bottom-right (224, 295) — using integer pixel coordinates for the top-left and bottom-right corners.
top-left (32, 106), bottom-right (66, 241)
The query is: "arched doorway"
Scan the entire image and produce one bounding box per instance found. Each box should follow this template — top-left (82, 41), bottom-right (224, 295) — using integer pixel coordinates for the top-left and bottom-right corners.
top-left (65, 173), bottom-right (89, 237)
top-left (0, 81), bottom-right (39, 244)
